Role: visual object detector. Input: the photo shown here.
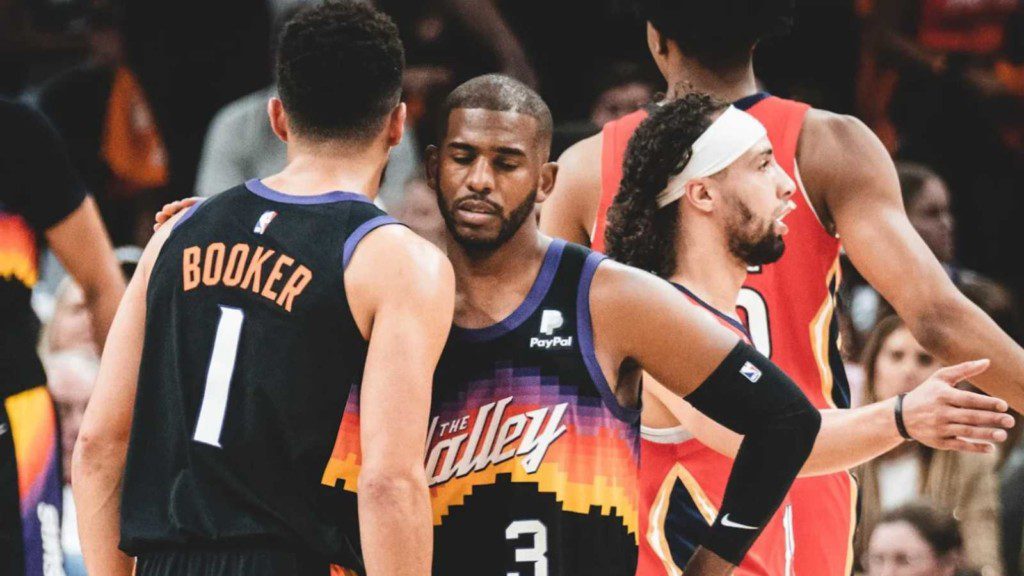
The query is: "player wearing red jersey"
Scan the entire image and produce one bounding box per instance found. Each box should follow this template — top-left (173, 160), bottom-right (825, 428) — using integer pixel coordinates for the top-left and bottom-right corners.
top-left (605, 94), bottom-right (1012, 576)
top-left (540, 3), bottom-right (1024, 574)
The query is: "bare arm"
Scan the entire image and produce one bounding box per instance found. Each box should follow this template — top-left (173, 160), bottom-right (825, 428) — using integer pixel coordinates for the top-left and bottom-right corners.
top-left (45, 195), bottom-right (126, 349)
top-left (72, 210), bottom-right (180, 576)
top-left (646, 359), bottom-right (1011, 476)
top-left (801, 110), bottom-right (1024, 412)
top-left (591, 262), bottom-right (819, 573)
top-left (538, 134), bottom-right (602, 246)
top-left (346, 226), bottom-right (455, 576)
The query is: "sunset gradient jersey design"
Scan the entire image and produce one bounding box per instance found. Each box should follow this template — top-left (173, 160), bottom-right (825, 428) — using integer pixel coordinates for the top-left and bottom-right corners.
top-left (320, 370), bottom-right (641, 539)
top-left (426, 362), bottom-right (640, 537)
top-left (6, 386), bottom-right (62, 576)
top-left (0, 212), bottom-right (38, 288)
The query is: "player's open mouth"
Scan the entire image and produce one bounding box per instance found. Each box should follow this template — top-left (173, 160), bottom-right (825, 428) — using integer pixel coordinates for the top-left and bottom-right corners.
top-left (774, 200), bottom-right (797, 235)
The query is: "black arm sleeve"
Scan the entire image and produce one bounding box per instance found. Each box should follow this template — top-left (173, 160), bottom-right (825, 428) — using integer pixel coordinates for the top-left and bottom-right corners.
top-left (0, 99), bottom-right (87, 230)
top-left (683, 341), bottom-right (821, 565)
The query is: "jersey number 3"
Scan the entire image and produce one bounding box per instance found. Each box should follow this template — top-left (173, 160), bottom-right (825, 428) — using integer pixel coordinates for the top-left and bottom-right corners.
top-left (193, 306), bottom-right (245, 447)
top-left (507, 519), bottom-right (548, 576)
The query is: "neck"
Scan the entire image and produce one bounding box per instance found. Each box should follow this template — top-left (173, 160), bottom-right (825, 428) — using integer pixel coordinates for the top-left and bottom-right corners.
top-left (262, 139), bottom-right (388, 200)
top-left (444, 216), bottom-right (548, 289)
top-left (670, 227), bottom-right (747, 315)
top-left (664, 56), bottom-right (759, 104)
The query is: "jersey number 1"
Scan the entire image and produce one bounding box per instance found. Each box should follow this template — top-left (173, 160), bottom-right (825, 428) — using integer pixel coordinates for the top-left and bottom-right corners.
top-left (193, 306), bottom-right (245, 447)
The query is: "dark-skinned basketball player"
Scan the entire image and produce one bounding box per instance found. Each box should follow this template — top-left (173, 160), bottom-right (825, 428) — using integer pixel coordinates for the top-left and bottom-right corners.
top-left (419, 75), bottom-right (822, 576)
top-left (157, 74), bottom-right (819, 575)
top-left (604, 94), bottom-right (1013, 576)
top-left (539, 2), bottom-right (1024, 574)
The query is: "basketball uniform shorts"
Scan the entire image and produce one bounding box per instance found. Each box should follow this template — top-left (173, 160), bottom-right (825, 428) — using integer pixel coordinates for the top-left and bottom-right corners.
top-left (135, 548), bottom-right (353, 576)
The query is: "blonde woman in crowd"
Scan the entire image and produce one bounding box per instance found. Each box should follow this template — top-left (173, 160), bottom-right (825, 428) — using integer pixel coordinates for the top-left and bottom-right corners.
top-left (857, 315), bottom-right (1004, 576)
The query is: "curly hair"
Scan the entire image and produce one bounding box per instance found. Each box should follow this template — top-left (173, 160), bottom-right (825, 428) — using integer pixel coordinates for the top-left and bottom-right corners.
top-left (634, 0), bottom-right (795, 67)
top-left (277, 0), bottom-right (404, 141)
top-left (605, 93), bottom-right (725, 278)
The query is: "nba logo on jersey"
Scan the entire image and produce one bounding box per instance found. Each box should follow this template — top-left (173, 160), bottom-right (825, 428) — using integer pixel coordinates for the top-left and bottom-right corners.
top-left (740, 361), bottom-right (763, 383)
top-left (539, 309), bottom-right (563, 335)
top-left (254, 211), bottom-right (278, 235)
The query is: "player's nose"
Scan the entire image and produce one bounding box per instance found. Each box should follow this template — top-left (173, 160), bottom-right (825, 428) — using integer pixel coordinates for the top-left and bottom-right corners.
top-left (776, 167), bottom-right (796, 200)
top-left (466, 157), bottom-right (496, 194)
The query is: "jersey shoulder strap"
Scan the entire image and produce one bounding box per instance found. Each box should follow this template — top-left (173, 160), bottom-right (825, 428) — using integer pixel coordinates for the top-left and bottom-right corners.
top-left (594, 109), bottom-right (649, 252)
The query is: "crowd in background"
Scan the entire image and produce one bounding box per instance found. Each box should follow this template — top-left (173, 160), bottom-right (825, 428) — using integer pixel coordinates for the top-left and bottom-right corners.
top-left (2, 0), bottom-right (1024, 575)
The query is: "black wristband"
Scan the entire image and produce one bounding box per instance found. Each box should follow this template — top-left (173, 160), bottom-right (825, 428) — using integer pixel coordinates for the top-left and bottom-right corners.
top-left (895, 393), bottom-right (914, 441)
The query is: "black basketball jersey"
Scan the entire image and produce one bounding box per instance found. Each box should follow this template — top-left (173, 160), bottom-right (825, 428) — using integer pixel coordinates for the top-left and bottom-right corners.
top-left (121, 179), bottom-right (400, 573)
top-left (428, 239), bottom-right (641, 576)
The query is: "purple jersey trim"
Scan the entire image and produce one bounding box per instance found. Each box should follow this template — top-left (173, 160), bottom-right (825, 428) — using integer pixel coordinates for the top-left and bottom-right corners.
top-left (672, 282), bottom-right (752, 339)
top-left (245, 179), bottom-right (373, 205)
top-left (342, 215), bottom-right (402, 270)
top-left (577, 251), bottom-right (641, 423)
top-left (452, 239), bottom-right (567, 342)
top-left (171, 198), bottom-right (206, 231)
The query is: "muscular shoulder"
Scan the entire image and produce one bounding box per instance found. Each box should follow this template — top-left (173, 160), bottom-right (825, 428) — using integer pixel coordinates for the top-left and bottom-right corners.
top-left (540, 132), bottom-right (604, 244)
top-left (346, 224), bottom-right (454, 305)
top-left (799, 109), bottom-right (899, 232)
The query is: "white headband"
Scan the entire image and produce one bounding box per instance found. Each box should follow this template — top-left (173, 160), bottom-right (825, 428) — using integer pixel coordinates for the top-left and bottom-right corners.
top-left (655, 106), bottom-right (768, 208)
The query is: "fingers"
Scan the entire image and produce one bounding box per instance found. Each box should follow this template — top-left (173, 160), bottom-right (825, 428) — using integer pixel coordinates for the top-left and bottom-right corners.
top-left (947, 407), bottom-right (1015, 429)
top-left (944, 386), bottom-right (1010, 412)
top-left (932, 359), bottom-right (990, 385)
top-left (939, 438), bottom-right (996, 454)
top-left (942, 424), bottom-right (1008, 443)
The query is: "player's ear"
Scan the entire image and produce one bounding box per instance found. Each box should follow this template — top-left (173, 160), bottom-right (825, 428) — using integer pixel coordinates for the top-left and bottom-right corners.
top-left (535, 162), bottom-right (559, 205)
top-left (386, 102), bottom-right (407, 148)
top-left (425, 145), bottom-right (441, 191)
top-left (268, 98), bottom-right (289, 143)
top-left (646, 22), bottom-right (669, 59)
top-left (684, 179), bottom-right (715, 213)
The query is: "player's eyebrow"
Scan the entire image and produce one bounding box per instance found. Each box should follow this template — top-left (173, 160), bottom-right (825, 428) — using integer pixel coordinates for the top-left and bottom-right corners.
top-left (448, 140), bottom-right (527, 158)
top-left (758, 144), bottom-right (774, 157)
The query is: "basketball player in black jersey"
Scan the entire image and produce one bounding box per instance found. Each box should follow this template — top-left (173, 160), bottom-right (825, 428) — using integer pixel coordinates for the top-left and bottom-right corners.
top-left (73, 3), bottom-right (453, 576)
top-left (155, 73), bottom-right (821, 575)
top-left (422, 75), bottom-right (819, 575)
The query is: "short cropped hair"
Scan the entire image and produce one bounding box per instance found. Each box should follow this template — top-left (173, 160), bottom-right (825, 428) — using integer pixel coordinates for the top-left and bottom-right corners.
top-left (439, 74), bottom-right (554, 152)
top-left (276, 0), bottom-right (404, 141)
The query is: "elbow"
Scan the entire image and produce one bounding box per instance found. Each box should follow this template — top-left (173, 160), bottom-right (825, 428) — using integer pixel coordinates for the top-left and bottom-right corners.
top-left (903, 295), bottom-right (968, 357)
top-left (358, 465), bottom-right (428, 506)
top-left (787, 401), bottom-right (822, 463)
top-left (71, 426), bottom-right (126, 486)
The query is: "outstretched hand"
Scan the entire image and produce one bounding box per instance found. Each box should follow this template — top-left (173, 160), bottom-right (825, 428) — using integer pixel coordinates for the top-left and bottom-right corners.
top-left (153, 197), bottom-right (201, 231)
top-left (901, 359), bottom-right (1014, 453)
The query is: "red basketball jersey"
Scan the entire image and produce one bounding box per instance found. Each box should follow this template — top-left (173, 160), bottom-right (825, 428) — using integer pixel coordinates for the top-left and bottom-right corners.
top-left (637, 286), bottom-right (793, 576)
top-left (596, 95), bottom-right (857, 576)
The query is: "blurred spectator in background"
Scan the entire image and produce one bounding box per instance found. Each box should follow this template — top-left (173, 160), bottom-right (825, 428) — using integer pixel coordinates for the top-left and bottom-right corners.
top-left (42, 279), bottom-right (96, 357)
top-left (36, 0), bottom-right (167, 248)
top-left (197, 1), bottom-right (420, 207)
top-left (863, 502), bottom-right (972, 576)
top-left (864, 0), bottom-right (1024, 303)
top-left (45, 351), bottom-right (99, 576)
top-left (843, 161), bottom-right (1020, 359)
top-left (120, 0), bottom-right (272, 204)
top-left (588, 61), bottom-right (659, 127)
top-left (1002, 442), bottom-right (1024, 576)
top-left (856, 315), bottom-right (1004, 576)
top-left (1, 98), bottom-right (124, 576)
